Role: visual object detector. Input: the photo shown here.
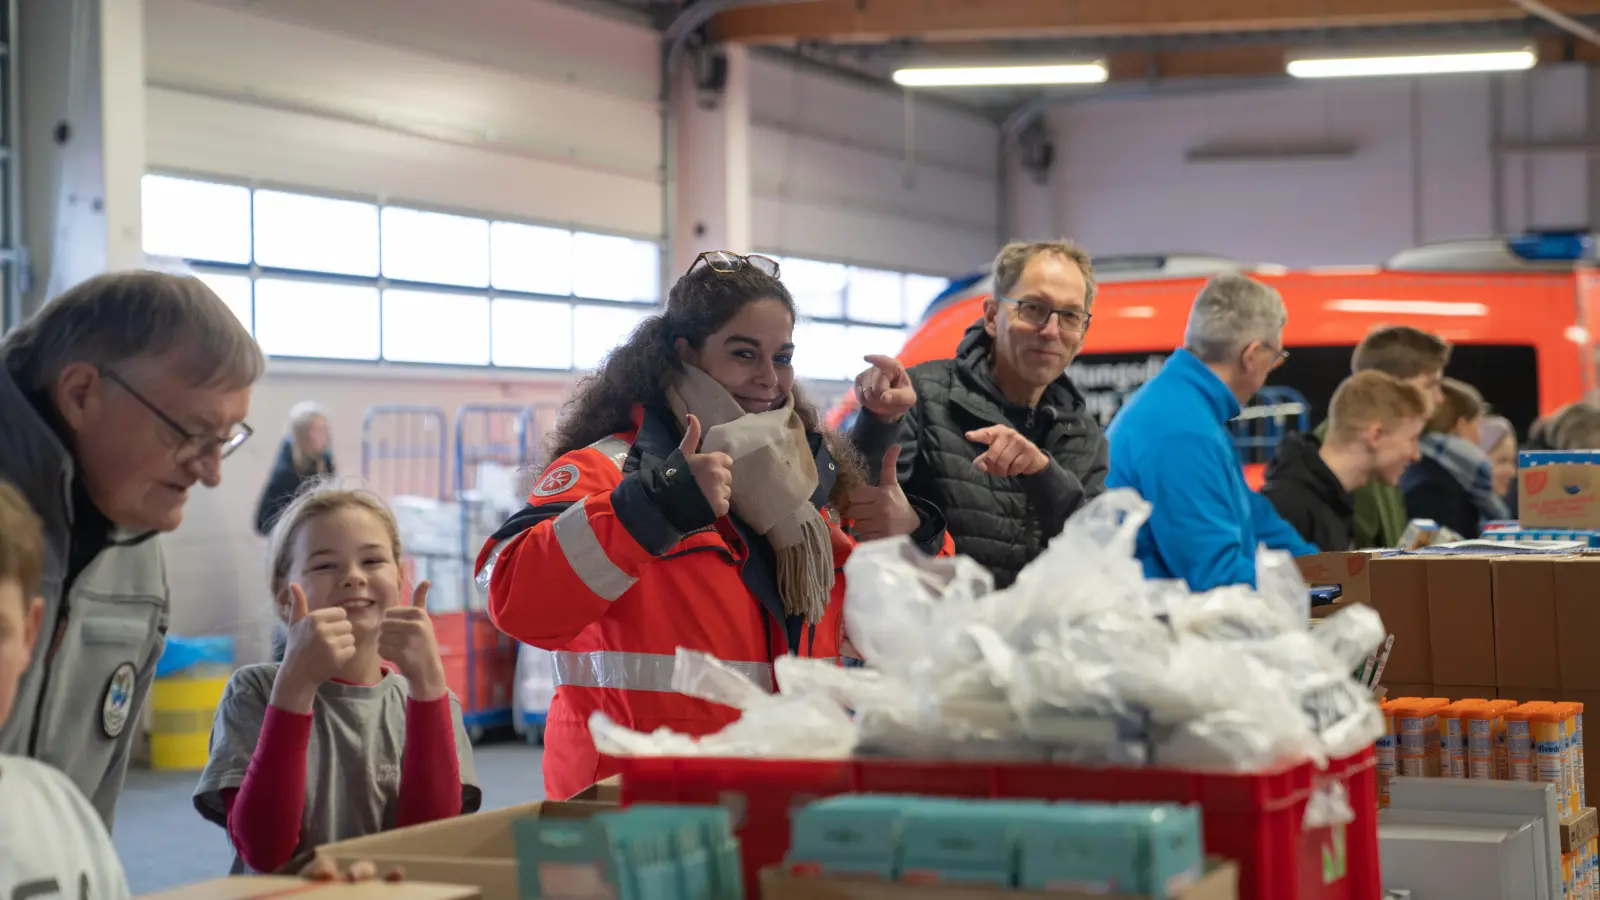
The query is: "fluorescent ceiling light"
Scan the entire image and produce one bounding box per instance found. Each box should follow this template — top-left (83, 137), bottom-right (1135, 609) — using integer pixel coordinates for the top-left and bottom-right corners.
top-left (1287, 48), bottom-right (1536, 79)
top-left (1325, 299), bottom-right (1490, 317)
top-left (892, 62), bottom-right (1107, 88)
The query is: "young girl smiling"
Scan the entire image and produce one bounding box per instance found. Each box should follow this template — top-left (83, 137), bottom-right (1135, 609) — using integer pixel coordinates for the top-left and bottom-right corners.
top-left (195, 483), bottom-right (481, 874)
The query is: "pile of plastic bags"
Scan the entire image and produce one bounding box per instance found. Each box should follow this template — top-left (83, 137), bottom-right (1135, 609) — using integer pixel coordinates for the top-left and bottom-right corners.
top-left (590, 488), bottom-right (1387, 774)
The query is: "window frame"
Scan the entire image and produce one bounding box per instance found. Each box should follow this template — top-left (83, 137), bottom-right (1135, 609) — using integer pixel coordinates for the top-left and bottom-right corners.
top-left (142, 172), bottom-right (667, 372)
top-left (139, 173), bottom-right (954, 379)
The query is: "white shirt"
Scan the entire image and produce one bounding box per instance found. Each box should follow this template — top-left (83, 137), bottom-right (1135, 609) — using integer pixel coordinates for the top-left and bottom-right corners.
top-left (0, 755), bottom-right (131, 900)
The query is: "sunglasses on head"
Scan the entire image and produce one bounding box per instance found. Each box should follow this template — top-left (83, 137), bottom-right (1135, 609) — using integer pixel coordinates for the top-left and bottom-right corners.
top-left (686, 250), bottom-right (780, 279)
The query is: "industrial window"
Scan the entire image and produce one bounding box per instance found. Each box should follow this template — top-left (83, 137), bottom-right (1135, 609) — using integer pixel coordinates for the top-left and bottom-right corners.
top-left (781, 258), bottom-right (849, 319)
top-left (792, 320), bottom-right (853, 381)
top-left (194, 272), bottom-right (253, 331)
top-left (571, 232), bottom-right (659, 304)
top-left (141, 174), bottom-right (664, 373)
top-left (903, 273), bottom-right (951, 324)
top-left (572, 304), bottom-right (651, 370)
top-left (254, 279), bottom-right (381, 361)
top-left (140, 174), bottom-right (945, 381)
top-left (141, 175), bottom-right (252, 265)
top-left (490, 222), bottom-right (574, 296)
top-left (492, 298), bottom-right (573, 370)
top-left (845, 266), bottom-right (907, 326)
top-left (253, 190), bottom-right (381, 276)
top-left (382, 289), bottom-right (491, 366)
top-left (773, 254), bottom-right (951, 381)
top-left (381, 207), bottom-right (490, 288)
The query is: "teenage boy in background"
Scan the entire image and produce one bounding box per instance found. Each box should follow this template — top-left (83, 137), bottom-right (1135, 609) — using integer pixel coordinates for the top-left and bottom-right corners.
top-left (1312, 326), bottom-right (1450, 548)
top-left (1262, 372), bottom-right (1429, 552)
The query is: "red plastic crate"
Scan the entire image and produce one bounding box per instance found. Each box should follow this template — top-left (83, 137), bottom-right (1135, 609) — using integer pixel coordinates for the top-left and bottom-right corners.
top-left (615, 748), bottom-right (1380, 900)
top-left (431, 610), bottom-right (515, 658)
top-left (441, 647), bottom-right (515, 713)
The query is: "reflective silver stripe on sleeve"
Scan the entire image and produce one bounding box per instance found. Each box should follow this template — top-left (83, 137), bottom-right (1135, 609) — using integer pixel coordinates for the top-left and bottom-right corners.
top-left (474, 538), bottom-right (513, 591)
top-left (588, 436), bottom-right (630, 471)
top-left (552, 496), bottom-right (638, 601)
top-left (552, 650), bottom-right (775, 693)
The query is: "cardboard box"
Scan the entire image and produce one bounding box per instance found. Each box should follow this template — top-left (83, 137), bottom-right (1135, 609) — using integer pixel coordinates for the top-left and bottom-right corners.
top-left (1520, 456), bottom-right (1600, 530)
top-left (1369, 557), bottom-right (1432, 685)
top-left (1297, 551), bottom-right (1375, 614)
top-left (1554, 559), bottom-right (1600, 691)
top-left (569, 774), bottom-right (621, 803)
top-left (758, 861), bottom-right (1239, 900)
top-left (1426, 558), bottom-right (1499, 687)
top-left (1561, 807), bottom-right (1597, 854)
top-left (1496, 688), bottom-right (1569, 704)
top-left (314, 801), bottom-right (611, 900)
top-left (1378, 683), bottom-right (1437, 700)
top-left (1492, 559), bottom-right (1562, 690)
top-left (138, 879), bottom-right (480, 900)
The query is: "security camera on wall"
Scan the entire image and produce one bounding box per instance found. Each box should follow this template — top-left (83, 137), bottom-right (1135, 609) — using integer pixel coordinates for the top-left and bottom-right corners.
top-left (694, 45), bottom-right (729, 111)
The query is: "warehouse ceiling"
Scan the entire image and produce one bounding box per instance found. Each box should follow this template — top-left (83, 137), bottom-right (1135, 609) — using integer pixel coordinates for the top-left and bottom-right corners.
top-left (634, 0), bottom-right (1600, 113)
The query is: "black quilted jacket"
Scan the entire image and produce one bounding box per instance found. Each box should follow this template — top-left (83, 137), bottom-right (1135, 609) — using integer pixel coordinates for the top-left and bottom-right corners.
top-left (851, 323), bottom-right (1109, 587)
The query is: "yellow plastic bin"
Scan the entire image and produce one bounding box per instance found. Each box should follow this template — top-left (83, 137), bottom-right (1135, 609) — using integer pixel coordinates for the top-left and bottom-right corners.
top-left (149, 636), bottom-right (233, 771)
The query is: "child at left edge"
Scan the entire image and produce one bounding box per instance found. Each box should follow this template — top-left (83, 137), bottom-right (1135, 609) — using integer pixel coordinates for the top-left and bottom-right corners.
top-left (0, 481), bottom-right (131, 898)
top-left (193, 482), bottom-right (483, 874)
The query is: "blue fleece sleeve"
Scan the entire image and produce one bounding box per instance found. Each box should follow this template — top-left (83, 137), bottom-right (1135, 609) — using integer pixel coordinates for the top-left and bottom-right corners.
top-left (1136, 438), bottom-right (1258, 592)
top-left (1248, 491), bottom-right (1320, 556)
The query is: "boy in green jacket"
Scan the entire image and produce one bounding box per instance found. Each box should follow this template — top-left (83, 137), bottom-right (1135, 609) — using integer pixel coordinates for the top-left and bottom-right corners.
top-left (1310, 326), bottom-right (1450, 548)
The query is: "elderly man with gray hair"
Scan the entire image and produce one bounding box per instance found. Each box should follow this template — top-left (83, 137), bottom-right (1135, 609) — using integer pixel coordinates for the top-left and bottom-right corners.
top-left (0, 271), bottom-right (263, 824)
top-left (1106, 272), bottom-right (1315, 592)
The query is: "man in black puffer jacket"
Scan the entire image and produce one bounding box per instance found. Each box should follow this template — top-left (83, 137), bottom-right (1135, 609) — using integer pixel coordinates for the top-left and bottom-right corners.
top-left (849, 240), bottom-right (1108, 587)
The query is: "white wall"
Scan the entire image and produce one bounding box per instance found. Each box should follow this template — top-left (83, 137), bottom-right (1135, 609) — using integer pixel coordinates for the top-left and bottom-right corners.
top-left (1010, 65), bottom-right (1595, 267)
top-left (141, 0), bottom-right (670, 654)
top-left (144, 0), bottom-right (663, 238)
top-left (748, 55), bottom-right (1001, 276)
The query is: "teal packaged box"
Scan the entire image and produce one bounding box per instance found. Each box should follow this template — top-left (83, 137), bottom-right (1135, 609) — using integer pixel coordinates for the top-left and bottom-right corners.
top-left (1016, 803), bottom-right (1203, 899)
top-left (621, 806), bottom-right (742, 900)
top-left (1016, 804), bottom-right (1142, 893)
top-left (514, 806), bottom-right (743, 900)
top-left (1116, 803), bottom-right (1206, 898)
top-left (512, 815), bottom-right (630, 900)
top-left (897, 799), bottom-right (1048, 886)
top-left (786, 795), bottom-right (909, 880)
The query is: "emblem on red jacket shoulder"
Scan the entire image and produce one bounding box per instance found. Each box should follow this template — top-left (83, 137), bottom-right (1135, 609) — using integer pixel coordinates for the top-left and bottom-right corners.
top-left (532, 464), bottom-right (580, 498)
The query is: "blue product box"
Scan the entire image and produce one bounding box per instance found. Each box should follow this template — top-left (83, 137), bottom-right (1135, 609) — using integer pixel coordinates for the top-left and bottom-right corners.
top-left (897, 799), bottom-right (1046, 887)
top-left (1116, 803), bottom-right (1206, 898)
top-left (1016, 805), bottom-right (1141, 894)
top-left (512, 815), bottom-right (632, 900)
top-left (625, 806), bottom-right (742, 900)
top-left (786, 795), bottom-right (909, 881)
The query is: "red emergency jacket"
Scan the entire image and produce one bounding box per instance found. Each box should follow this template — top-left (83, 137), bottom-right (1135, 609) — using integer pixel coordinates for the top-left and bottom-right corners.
top-left (477, 403), bottom-right (952, 799)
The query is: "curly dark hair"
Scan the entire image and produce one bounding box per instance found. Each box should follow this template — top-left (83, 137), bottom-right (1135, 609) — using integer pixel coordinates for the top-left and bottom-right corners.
top-left (546, 261), bottom-right (867, 511)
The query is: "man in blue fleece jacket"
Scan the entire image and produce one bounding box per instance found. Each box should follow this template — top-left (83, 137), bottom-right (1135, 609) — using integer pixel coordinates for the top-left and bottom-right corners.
top-left (1106, 273), bottom-right (1317, 591)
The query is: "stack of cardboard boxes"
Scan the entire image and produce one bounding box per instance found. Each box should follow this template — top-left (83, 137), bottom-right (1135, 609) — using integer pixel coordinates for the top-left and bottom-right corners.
top-left (1297, 551), bottom-right (1600, 803)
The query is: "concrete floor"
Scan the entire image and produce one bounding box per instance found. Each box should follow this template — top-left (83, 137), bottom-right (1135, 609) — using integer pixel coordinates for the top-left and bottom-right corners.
top-left (112, 743), bottom-right (547, 894)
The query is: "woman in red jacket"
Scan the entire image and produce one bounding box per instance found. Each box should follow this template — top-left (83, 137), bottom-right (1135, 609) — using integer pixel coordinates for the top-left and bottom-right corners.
top-left (477, 252), bottom-right (952, 799)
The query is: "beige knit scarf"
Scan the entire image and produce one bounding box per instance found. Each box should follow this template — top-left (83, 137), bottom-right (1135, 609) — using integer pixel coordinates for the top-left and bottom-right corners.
top-left (664, 365), bottom-right (834, 624)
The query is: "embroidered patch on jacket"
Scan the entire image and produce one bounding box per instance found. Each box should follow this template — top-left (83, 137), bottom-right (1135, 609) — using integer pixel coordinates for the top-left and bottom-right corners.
top-left (532, 464), bottom-right (581, 498)
top-left (101, 662), bottom-right (137, 738)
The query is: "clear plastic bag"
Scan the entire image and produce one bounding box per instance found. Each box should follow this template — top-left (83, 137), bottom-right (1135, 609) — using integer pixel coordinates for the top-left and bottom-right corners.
top-left (1256, 546), bottom-right (1313, 627)
top-left (591, 487), bottom-right (1387, 774)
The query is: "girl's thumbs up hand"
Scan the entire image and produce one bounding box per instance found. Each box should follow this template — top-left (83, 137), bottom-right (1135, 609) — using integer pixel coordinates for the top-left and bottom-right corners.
top-left (272, 583), bottom-right (357, 714)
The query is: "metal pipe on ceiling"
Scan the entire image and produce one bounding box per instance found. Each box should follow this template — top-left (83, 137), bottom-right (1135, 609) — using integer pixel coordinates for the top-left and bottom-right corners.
top-left (1511, 0), bottom-right (1600, 48)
